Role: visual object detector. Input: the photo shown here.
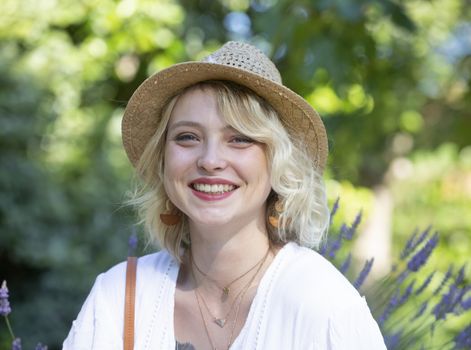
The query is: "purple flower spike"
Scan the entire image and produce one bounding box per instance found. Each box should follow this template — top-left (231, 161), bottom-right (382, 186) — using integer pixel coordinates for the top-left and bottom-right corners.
top-left (433, 279), bottom-right (468, 321)
top-left (407, 232), bottom-right (438, 272)
top-left (353, 258), bottom-right (374, 290)
top-left (412, 300), bottom-right (429, 320)
top-left (400, 226), bottom-right (432, 261)
top-left (339, 253), bottom-right (352, 275)
top-left (399, 280), bottom-right (415, 305)
top-left (415, 271), bottom-right (435, 295)
top-left (379, 290), bottom-right (399, 326)
top-left (433, 264), bottom-right (453, 296)
top-left (379, 281), bottom-right (416, 326)
top-left (0, 280), bottom-right (12, 316)
top-left (414, 226), bottom-right (431, 246)
top-left (454, 323), bottom-right (471, 349)
top-left (319, 243), bottom-right (328, 256)
top-left (454, 264), bottom-right (466, 285)
top-left (400, 228), bottom-right (418, 260)
top-left (344, 211), bottom-right (362, 240)
top-left (339, 223), bottom-right (349, 237)
top-left (328, 235), bottom-right (342, 259)
top-left (34, 343), bottom-right (48, 350)
top-left (397, 270), bottom-right (410, 284)
top-left (11, 338), bottom-right (22, 350)
top-left (329, 197), bottom-right (340, 224)
top-left (384, 330), bottom-right (402, 349)
top-left (461, 296), bottom-right (471, 311)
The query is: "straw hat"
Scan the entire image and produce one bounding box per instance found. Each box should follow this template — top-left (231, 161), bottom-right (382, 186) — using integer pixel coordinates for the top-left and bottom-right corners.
top-left (122, 41), bottom-right (328, 172)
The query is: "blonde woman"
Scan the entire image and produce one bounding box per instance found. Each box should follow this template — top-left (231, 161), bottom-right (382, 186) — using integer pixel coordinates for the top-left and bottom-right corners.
top-left (64, 41), bottom-right (386, 350)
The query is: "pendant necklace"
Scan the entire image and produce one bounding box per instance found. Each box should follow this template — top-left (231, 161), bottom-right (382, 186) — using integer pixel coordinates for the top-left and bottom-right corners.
top-left (192, 247), bottom-right (269, 296)
top-left (191, 247), bottom-right (269, 328)
top-left (192, 248), bottom-right (270, 349)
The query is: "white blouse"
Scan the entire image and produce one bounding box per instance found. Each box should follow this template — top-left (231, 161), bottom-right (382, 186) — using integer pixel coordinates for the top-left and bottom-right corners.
top-left (63, 242), bottom-right (386, 349)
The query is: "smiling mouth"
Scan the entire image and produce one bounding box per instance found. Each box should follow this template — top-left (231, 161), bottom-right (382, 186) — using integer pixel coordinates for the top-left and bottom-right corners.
top-left (191, 183), bottom-right (238, 194)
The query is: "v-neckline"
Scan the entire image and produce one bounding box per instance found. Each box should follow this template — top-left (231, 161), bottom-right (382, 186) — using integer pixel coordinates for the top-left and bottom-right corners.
top-left (169, 243), bottom-right (292, 349)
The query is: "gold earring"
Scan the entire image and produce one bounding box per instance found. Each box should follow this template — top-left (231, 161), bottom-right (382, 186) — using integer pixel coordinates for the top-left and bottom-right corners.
top-left (160, 199), bottom-right (180, 225)
top-left (268, 198), bottom-right (283, 228)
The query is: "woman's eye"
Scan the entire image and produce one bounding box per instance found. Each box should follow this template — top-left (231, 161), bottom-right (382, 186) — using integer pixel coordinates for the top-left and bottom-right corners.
top-left (175, 133), bottom-right (199, 142)
top-left (231, 135), bottom-right (254, 144)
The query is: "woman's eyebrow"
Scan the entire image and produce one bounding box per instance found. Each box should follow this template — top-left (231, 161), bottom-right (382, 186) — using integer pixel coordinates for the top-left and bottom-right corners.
top-left (167, 121), bottom-right (201, 131)
top-left (167, 121), bottom-right (236, 132)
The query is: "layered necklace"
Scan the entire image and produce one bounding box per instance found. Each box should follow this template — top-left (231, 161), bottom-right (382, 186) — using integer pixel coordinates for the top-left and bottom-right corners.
top-left (189, 247), bottom-right (270, 350)
top-left (192, 249), bottom-right (269, 297)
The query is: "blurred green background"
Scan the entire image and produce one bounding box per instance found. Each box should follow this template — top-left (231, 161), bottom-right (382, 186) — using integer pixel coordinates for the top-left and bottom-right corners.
top-left (0, 0), bottom-right (470, 348)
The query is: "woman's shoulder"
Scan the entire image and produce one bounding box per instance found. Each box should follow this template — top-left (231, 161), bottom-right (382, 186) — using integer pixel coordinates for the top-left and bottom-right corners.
top-left (98, 250), bottom-right (177, 292)
top-left (248, 243), bottom-right (386, 349)
top-left (275, 243), bottom-right (361, 306)
top-left (63, 250), bottom-right (179, 348)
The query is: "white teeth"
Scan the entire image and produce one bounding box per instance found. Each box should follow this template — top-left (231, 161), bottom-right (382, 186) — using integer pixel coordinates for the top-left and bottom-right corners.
top-left (193, 183), bottom-right (236, 194)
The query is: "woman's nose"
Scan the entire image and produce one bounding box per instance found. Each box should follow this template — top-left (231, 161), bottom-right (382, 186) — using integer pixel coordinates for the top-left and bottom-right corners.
top-left (197, 142), bottom-right (227, 172)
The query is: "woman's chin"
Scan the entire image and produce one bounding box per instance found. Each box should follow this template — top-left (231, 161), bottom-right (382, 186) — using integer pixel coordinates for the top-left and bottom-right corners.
top-left (185, 207), bottom-right (242, 227)
top-left (190, 214), bottom-right (234, 227)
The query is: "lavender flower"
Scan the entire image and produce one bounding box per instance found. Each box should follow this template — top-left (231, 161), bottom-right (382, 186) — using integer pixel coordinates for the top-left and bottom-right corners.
top-left (400, 228), bottom-right (418, 260)
top-left (414, 226), bottom-right (431, 247)
top-left (397, 270), bottom-right (410, 284)
top-left (415, 271), bottom-right (435, 295)
top-left (329, 197), bottom-right (339, 224)
top-left (433, 264), bottom-right (453, 296)
top-left (353, 258), bottom-right (374, 290)
top-left (398, 280), bottom-right (415, 305)
top-left (0, 280), bottom-right (11, 316)
top-left (327, 235), bottom-right (343, 259)
top-left (454, 264), bottom-right (466, 286)
top-left (384, 330), bottom-right (402, 349)
top-left (400, 227), bottom-right (432, 261)
top-left (379, 290), bottom-right (399, 326)
top-left (339, 253), bottom-right (352, 275)
top-left (343, 211), bottom-right (362, 240)
top-left (453, 287), bottom-right (471, 315)
top-left (406, 232), bottom-right (438, 272)
top-left (11, 338), bottom-right (21, 350)
top-left (2, 281), bottom-right (47, 347)
top-left (461, 296), bottom-right (471, 311)
top-left (379, 282), bottom-right (415, 326)
top-left (411, 300), bottom-right (428, 320)
top-left (434, 285), bottom-right (455, 320)
top-left (433, 282), bottom-right (468, 321)
top-left (319, 242), bottom-right (328, 256)
top-left (454, 323), bottom-right (471, 349)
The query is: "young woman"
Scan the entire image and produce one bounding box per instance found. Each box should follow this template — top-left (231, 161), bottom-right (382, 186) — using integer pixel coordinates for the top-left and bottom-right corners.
top-left (64, 41), bottom-right (386, 349)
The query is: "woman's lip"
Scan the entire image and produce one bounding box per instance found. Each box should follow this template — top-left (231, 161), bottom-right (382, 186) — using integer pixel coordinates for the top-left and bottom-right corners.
top-left (190, 177), bottom-right (237, 186)
top-left (191, 187), bottom-right (236, 201)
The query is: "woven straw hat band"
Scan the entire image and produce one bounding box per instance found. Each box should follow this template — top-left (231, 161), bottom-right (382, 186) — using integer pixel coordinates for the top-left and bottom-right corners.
top-left (122, 41), bottom-right (328, 172)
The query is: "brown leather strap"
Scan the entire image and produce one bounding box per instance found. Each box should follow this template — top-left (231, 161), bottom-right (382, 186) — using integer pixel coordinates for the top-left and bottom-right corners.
top-left (124, 256), bottom-right (137, 350)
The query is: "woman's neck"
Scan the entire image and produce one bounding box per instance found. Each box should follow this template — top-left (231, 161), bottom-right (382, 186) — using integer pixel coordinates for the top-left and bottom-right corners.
top-left (187, 220), bottom-right (271, 286)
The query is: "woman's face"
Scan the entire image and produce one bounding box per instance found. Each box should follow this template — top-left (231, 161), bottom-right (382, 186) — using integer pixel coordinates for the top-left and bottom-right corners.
top-left (163, 87), bottom-right (272, 229)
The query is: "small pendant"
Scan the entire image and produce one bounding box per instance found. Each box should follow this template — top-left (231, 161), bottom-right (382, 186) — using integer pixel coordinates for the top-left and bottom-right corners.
top-left (214, 318), bottom-right (226, 328)
top-left (222, 286), bottom-right (230, 295)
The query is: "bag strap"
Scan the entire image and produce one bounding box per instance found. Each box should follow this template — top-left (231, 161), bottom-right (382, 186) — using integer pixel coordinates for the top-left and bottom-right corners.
top-left (124, 256), bottom-right (137, 350)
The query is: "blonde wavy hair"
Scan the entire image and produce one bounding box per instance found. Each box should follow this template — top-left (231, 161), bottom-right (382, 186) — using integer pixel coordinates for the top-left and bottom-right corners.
top-left (129, 81), bottom-right (329, 260)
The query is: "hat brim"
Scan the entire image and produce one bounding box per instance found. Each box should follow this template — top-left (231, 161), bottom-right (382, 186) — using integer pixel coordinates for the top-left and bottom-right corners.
top-left (122, 62), bottom-right (328, 172)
